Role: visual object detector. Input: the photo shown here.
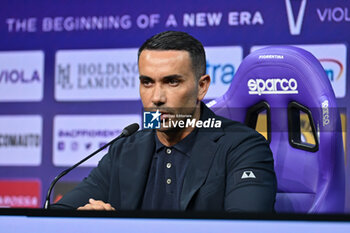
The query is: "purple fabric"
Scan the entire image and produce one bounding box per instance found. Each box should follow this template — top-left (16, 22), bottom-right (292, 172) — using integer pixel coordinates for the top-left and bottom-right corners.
top-left (209, 46), bottom-right (345, 213)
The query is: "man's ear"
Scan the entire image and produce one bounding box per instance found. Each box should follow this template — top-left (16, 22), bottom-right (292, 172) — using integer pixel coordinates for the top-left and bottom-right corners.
top-left (197, 74), bottom-right (211, 101)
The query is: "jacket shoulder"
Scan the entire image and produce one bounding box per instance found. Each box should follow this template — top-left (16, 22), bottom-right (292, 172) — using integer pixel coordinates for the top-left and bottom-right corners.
top-left (109, 129), bottom-right (153, 150)
top-left (214, 115), bottom-right (268, 147)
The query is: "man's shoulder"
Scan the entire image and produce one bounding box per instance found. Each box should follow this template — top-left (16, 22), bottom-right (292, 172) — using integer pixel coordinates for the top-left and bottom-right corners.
top-left (209, 111), bottom-right (251, 132)
top-left (110, 129), bottom-right (153, 148)
top-left (213, 114), bottom-right (268, 146)
top-left (202, 102), bottom-right (261, 136)
top-left (200, 102), bottom-right (268, 145)
top-left (217, 115), bottom-right (253, 132)
top-left (125, 129), bottom-right (153, 142)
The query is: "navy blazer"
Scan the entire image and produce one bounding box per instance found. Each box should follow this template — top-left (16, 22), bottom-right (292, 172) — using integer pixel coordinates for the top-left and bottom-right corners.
top-left (53, 104), bottom-right (276, 212)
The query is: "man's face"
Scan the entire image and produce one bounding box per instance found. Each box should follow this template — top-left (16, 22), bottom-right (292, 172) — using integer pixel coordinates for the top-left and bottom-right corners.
top-left (139, 50), bottom-right (207, 130)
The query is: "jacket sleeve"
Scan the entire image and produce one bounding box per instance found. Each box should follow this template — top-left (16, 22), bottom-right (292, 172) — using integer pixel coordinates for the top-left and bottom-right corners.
top-left (49, 147), bottom-right (114, 210)
top-left (224, 130), bottom-right (277, 212)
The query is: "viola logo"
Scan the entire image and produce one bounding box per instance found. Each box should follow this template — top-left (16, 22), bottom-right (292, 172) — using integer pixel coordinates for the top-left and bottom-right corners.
top-left (0, 69), bottom-right (40, 83)
top-left (0, 50), bottom-right (44, 101)
top-left (248, 78), bottom-right (298, 95)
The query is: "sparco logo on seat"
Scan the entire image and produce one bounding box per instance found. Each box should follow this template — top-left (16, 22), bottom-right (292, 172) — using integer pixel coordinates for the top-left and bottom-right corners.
top-left (247, 78), bottom-right (298, 95)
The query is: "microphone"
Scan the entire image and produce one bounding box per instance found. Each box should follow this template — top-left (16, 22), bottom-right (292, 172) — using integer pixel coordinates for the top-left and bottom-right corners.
top-left (121, 123), bottom-right (140, 137)
top-left (44, 123), bottom-right (139, 209)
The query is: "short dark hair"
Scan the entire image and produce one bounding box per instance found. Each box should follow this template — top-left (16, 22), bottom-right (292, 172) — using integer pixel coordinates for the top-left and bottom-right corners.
top-left (138, 31), bottom-right (206, 80)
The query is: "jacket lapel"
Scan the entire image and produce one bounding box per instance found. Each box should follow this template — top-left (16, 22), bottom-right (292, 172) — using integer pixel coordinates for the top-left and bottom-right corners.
top-left (119, 131), bottom-right (155, 209)
top-left (180, 104), bottom-right (224, 210)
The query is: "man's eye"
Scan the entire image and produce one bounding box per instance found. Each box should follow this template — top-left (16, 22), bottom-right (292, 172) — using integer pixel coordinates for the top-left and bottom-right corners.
top-left (168, 79), bottom-right (180, 86)
top-left (141, 80), bottom-right (153, 86)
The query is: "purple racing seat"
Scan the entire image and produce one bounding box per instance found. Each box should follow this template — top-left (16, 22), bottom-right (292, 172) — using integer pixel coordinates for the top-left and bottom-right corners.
top-left (208, 46), bottom-right (345, 213)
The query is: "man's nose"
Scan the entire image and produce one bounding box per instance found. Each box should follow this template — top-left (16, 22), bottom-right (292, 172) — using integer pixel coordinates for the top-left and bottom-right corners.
top-left (151, 84), bottom-right (166, 106)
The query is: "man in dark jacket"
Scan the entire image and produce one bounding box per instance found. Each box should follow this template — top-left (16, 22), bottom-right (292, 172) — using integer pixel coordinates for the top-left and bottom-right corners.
top-left (53, 31), bottom-right (276, 212)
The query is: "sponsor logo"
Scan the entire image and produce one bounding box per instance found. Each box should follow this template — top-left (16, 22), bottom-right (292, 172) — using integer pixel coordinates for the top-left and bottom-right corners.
top-left (0, 134), bottom-right (40, 147)
top-left (258, 55), bottom-right (284, 59)
top-left (206, 60), bottom-right (235, 85)
top-left (55, 129), bottom-right (119, 153)
top-left (251, 44), bottom-right (347, 98)
top-left (56, 64), bottom-right (73, 89)
top-left (319, 58), bottom-right (344, 82)
top-left (61, 62), bottom-right (137, 90)
top-left (55, 49), bottom-right (139, 101)
top-left (204, 46), bottom-right (242, 99)
top-left (285, 0), bottom-right (307, 35)
top-left (0, 195), bottom-right (38, 208)
top-left (0, 116), bottom-right (42, 166)
top-left (317, 7), bottom-right (350, 23)
top-left (0, 180), bottom-right (41, 208)
top-left (53, 115), bottom-right (141, 166)
top-left (0, 51), bottom-right (44, 102)
top-left (322, 100), bottom-right (330, 126)
top-left (296, 44), bottom-right (347, 98)
top-left (241, 171), bottom-right (256, 179)
top-left (248, 78), bottom-right (298, 95)
top-left (0, 70), bottom-right (40, 83)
